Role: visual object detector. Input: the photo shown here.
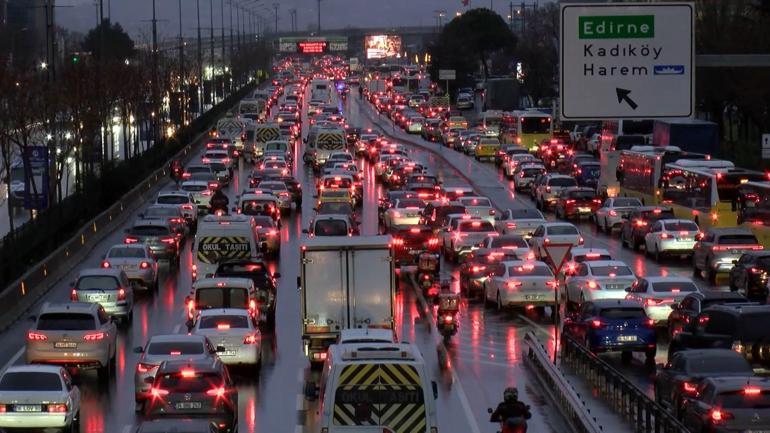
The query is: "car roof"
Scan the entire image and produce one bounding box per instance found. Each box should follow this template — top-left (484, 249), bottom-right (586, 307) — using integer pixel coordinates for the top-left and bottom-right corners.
top-left (591, 299), bottom-right (644, 309)
top-left (39, 301), bottom-right (100, 315)
top-left (78, 268), bottom-right (124, 278)
top-left (148, 334), bottom-right (208, 344)
top-left (543, 222), bottom-right (578, 228)
top-left (641, 276), bottom-right (696, 284)
top-left (193, 277), bottom-right (253, 289)
top-left (702, 376), bottom-right (770, 391)
top-left (570, 247), bottom-right (610, 256)
top-left (132, 219), bottom-right (171, 228)
top-left (586, 260), bottom-right (630, 268)
top-left (671, 348), bottom-right (746, 361)
top-left (197, 308), bottom-right (251, 318)
top-left (157, 358), bottom-right (222, 375)
top-left (4, 364), bottom-right (64, 375)
top-left (706, 227), bottom-right (755, 235)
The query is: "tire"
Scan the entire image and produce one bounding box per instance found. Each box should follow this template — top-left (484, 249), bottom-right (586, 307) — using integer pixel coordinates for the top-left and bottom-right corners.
top-left (151, 276), bottom-right (159, 293)
top-left (706, 261), bottom-right (717, 284)
top-left (632, 237), bottom-right (641, 252)
top-left (496, 293), bottom-right (503, 312)
top-left (654, 246), bottom-right (662, 263)
top-left (603, 219), bottom-right (610, 234)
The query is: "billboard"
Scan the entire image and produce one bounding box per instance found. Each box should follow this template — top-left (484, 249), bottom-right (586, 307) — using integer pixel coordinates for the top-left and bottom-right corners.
top-left (278, 37), bottom-right (348, 53)
top-left (365, 35), bottom-right (402, 60)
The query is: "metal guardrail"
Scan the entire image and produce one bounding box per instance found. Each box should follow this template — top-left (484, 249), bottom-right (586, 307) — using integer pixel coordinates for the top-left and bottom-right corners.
top-left (522, 332), bottom-right (605, 433)
top-left (0, 83), bottom-right (258, 331)
top-left (560, 334), bottom-right (690, 433)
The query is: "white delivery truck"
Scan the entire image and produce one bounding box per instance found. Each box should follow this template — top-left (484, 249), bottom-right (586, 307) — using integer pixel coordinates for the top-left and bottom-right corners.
top-left (298, 235), bottom-right (396, 364)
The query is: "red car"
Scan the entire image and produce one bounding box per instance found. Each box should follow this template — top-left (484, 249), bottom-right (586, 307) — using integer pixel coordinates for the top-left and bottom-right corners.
top-left (391, 225), bottom-right (440, 264)
top-left (554, 187), bottom-right (602, 220)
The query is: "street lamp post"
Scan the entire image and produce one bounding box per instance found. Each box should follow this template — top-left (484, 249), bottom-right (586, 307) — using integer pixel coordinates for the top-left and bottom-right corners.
top-left (197, 0), bottom-right (203, 115)
top-left (272, 3), bottom-right (278, 34)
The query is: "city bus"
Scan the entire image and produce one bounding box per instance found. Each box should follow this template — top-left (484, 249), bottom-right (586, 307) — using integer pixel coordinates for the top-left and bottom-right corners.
top-left (657, 160), bottom-right (766, 229)
top-left (735, 181), bottom-right (770, 247)
top-left (617, 146), bottom-right (711, 205)
top-left (597, 120), bottom-right (652, 198)
top-left (500, 110), bottom-right (552, 152)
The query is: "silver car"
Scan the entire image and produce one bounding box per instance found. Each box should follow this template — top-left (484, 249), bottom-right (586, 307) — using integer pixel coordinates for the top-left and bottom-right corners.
top-left (693, 227), bottom-right (764, 283)
top-left (70, 268), bottom-right (134, 324)
top-left (26, 302), bottom-right (117, 383)
top-left (594, 197), bottom-right (643, 233)
top-left (0, 365), bottom-right (80, 432)
top-left (102, 244), bottom-right (159, 291)
top-left (644, 219), bottom-right (700, 262)
top-left (192, 309), bottom-right (262, 369)
top-left (483, 260), bottom-right (559, 311)
top-left (625, 276), bottom-right (700, 325)
top-left (564, 260), bottom-right (637, 310)
top-left (133, 334), bottom-right (218, 409)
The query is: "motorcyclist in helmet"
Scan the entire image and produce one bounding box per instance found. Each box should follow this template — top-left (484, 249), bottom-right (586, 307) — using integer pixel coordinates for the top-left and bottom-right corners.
top-left (209, 188), bottom-right (230, 214)
top-left (490, 387), bottom-right (531, 431)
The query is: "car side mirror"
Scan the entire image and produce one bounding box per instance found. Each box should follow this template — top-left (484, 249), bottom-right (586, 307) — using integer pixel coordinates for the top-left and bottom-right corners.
top-left (133, 346), bottom-right (144, 354)
top-left (432, 381), bottom-right (438, 400)
top-left (195, 200), bottom-right (201, 204)
top-left (144, 376), bottom-right (155, 385)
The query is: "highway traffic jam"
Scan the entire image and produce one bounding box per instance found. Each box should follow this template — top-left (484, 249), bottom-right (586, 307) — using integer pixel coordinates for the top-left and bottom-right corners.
top-left (1, 55), bottom-right (770, 433)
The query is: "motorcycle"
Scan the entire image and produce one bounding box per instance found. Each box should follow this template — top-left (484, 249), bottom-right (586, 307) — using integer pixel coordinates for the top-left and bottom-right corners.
top-left (487, 407), bottom-right (530, 433)
top-left (436, 290), bottom-right (460, 341)
top-left (416, 252), bottom-right (439, 296)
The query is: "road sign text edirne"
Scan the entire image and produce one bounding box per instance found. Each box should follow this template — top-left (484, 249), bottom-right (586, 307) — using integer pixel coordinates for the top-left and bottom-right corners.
top-left (560, 3), bottom-right (694, 120)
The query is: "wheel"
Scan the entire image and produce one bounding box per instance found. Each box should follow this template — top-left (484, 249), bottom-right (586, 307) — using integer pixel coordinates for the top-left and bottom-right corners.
top-left (603, 219), bottom-right (610, 234)
top-left (621, 350), bottom-right (633, 364)
top-left (692, 256), bottom-right (701, 278)
top-left (66, 411), bottom-right (80, 433)
top-left (654, 246), bottom-right (662, 263)
top-left (496, 293), bottom-right (503, 312)
top-left (632, 237), bottom-right (641, 252)
top-left (151, 276), bottom-right (159, 292)
top-left (706, 261), bottom-right (717, 284)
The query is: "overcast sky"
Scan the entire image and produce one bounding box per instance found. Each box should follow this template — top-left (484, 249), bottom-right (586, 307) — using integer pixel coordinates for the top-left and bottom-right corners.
top-left (57, 0), bottom-right (518, 39)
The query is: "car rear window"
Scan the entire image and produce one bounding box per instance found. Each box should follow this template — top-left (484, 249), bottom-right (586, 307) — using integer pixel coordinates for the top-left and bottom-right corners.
top-left (157, 372), bottom-right (223, 393)
top-left (599, 308), bottom-right (646, 319)
top-left (461, 198), bottom-right (492, 207)
top-left (195, 288), bottom-right (248, 309)
top-left (718, 235), bottom-right (759, 245)
top-left (148, 342), bottom-right (205, 355)
top-left (0, 372), bottom-right (61, 391)
top-left (182, 184), bottom-right (207, 192)
top-left (459, 221), bottom-right (495, 232)
top-left (575, 254), bottom-right (612, 262)
top-left (715, 391), bottom-right (770, 409)
top-left (199, 315), bottom-right (249, 329)
top-left (108, 248), bottom-right (146, 258)
top-left (397, 199), bottom-right (424, 209)
top-left (37, 313), bottom-right (96, 331)
top-left (614, 198), bottom-right (642, 207)
top-left (509, 209), bottom-right (544, 219)
top-left (314, 220), bottom-right (348, 236)
top-left (589, 266), bottom-right (633, 276)
top-left (77, 276), bottom-right (120, 290)
top-left (663, 221), bottom-right (699, 231)
top-left (252, 216), bottom-right (276, 228)
top-left (567, 191), bottom-right (596, 200)
top-left (187, 166), bottom-right (210, 174)
top-left (507, 264), bottom-right (553, 277)
top-left (490, 237), bottom-right (528, 249)
top-left (686, 356), bottom-right (752, 375)
top-left (145, 208), bottom-right (178, 217)
top-left (651, 281), bottom-right (698, 293)
top-left (131, 226), bottom-right (171, 236)
top-left (548, 178), bottom-right (577, 187)
top-left (157, 196), bottom-right (188, 205)
top-left (547, 225), bottom-right (579, 235)
top-left (522, 168), bottom-right (545, 177)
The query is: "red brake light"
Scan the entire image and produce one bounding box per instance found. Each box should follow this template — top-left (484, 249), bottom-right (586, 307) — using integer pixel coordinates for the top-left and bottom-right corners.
top-left (711, 408), bottom-right (733, 423)
top-left (27, 332), bottom-right (47, 341)
top-left (217, 323), bottom-right (231, 330)
top-left (140, 261), bottom-right (151, 269)
top-left (506, 281), bottom-right (522, 290)
top-left (682, 381), bottom-right (698, 394)
top-left (609, 210), bottom-right (617, 217)
top-left (70, 289), bottom-right (78, 301)
top-left (151, 387), bottom-right (169, 398)
top-left (206, 386), bottom-right (227, 398)
top-left (118, 288), bottom-right (127, 301)
top-left (84, 332), bottom-right (105, 341)
top-left (161, 237), bottom-right (176, 244)
top-left (180, 368), bottom-right (196, 378)
top-left (47, 404), bottom-right (67, 413)
top-left (744, 386), bottom-right (762, 396)
top-left (124, 236), bottom-right (139, 244)
top-left (136, 362), bottom-right (154, 373)
top-left (101, 261), bottom-right (110, 268)
top-left (243, 334), bottom-right (259, 344)
top-left (590, 319), bottom-right (604, 329)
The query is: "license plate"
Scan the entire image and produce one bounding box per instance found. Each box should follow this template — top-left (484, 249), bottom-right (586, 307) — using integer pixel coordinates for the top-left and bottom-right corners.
top-left (220, 351), bottom-right (236, 357)
top-left (88, 294), bottom-right (108, 302)
top-left (678, 238), bottom-right (692, 242)
top-left (525, 294), bottom-right (544, 300)
top-left (617, 335), bottom-right (637, 342)
top-left (55, 342), bottom-right (77, 349)
top-left (121, 264), bottom-right (136, 270)
top-left (14, 405), bottom-right (41, 412)
top-left (175, 402), bottom-right (202, 410)
top-left (578, 207), bottom-right (590, 213)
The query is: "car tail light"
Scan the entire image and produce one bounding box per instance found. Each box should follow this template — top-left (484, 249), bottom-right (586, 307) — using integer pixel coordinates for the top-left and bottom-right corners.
top-left (682, 381), bottom-right (698, 394)
top-left (710, 408), bottom-right (733, 423)
top-left (644, 318), bottom-right (655, 328)
top-left (609, 210), bottom-right (617, 217)
top-left (751, 267), bottom-right (764, 274)
top-left (137, 362), bottom-right (155, 373)
top-left (70, 289), bottom-right (78, 301)
top-left (644, 298), bottom-right (673, 306)
top-left (546, 186), bottom-right (551, 193)
top-left (151, 387), bottom-right (169, 399)
top-left (101, 261), bottom-right (110, 268)
top-left (578, 236), bottom-right (584, 245)
top-left (590, 319), bottom-right (604, 329)
top-left (732, 340), bottom-right (744, 353)
top-left (593, 199), bottom-right (602, 204)
top-left (124, 236), bottom-right (138, 244)
top-left (546, 280), bottom-right (559, 288)
top-left (161, 237), bottom-right (176, 244)
top-left (506, 281), bottom-right (522, 290)
top-left (635, 219), bottom-right (647, 227)
top-left (84, 332), bottom-right (105, 341)
top-left (587, 280), bottom-right (597, 289)
top-left (566, 199), bottom-right (576, 205)
top-left (660, 233), bottom-right (669, 239)
top-left (47, 404), bottom-right (67, 413)
top-left (489, 209), bottom-right (496, 216)
top-left (27, 332), bottom-right (47, 341)
top-left (243, 334), bottom-right (259, 344)
top-left (181, 204), bottom-right (193, 211)
top-left (206, 386), bottom-right (227, 398)
top-left (392, 237), bottom-right (404, 247)
top-left (140, 261), bottom-right (151, 269)
top-left (744, 386), bottom-right (762, 395)
top-left (472, 265), bottom-right (486, 273)
top-left (169, 217), bottom-right (183, 223)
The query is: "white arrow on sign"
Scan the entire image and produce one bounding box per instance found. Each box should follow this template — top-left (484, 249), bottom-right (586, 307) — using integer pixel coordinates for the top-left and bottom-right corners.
top-left (542, 243), bottom-right (574, 275)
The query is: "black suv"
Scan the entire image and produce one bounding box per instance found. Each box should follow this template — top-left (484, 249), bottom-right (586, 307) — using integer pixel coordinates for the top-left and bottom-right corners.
top-left (144, 359), bottom-right (237, 433)
top-left (728, 251), bottom-right (770, 302)
top-left (619, 206), bottom-right (675, 251)
top-left (668, 304), bottom-right (770, 367)
top-left (666, 291), bottom-right (750, 339)
top-left (214, 260), bottom-right (280, 330)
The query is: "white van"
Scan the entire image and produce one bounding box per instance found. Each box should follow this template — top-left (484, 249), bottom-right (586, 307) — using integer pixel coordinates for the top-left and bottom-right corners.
top-left (316, 341), bottom-right (438, 433)
top-left (192, 215), bottom-right (259, 280)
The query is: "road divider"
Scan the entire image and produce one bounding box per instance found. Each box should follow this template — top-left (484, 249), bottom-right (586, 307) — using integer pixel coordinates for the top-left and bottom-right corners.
top-left (560, 333), bottom-right (689, 433)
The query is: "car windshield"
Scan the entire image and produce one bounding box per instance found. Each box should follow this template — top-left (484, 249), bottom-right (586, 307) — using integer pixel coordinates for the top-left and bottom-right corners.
top-left (590, 266), bottom-right (633, 277)
top-left (199, 315), bottom-right (249, 329)
top-left (715, 391), bottom-right (770, 409)
top-left (599, 308), bottom-right (646, 319)
top-left (0, 372), bottom-right (61, 391)
top-left (156, 372), bottom-right (223, 393)
top-left (614, 198), bottom-right (642, 207)
top-left (548, 178), bottom-right (577, 187)
top-left (651, 281), bottom-right (698, 292)
top-left (37, 313), bottom-right (95, 331)
top-left (718, 235), bottom-right (759, 245)
top-left (663, 221), bottom-right (699, 231)
top-left (314, 220), bottom-right (348, 236)
top-left (148, 341), bottom-right (205, 355)
top-left (507, 264), bottom-right (553, 277)
top-left (77, 276), bottom-right (119, 289)
top-left (686, 356), bottom-right (752, 375)
top-left (108, 248), bottom-right (146, 258)
top-left (157, 196), bottom-right (188, 205)
top-left (547, 225), bottom-right (578, 235)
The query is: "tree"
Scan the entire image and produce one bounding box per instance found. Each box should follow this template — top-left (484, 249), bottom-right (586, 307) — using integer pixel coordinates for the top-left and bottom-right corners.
top-left (82, 21), bottom-right (136, 61)
top-left (514, 3), bottom-right (559, 104)
top-left (429, 8), bottom-right (517, 89)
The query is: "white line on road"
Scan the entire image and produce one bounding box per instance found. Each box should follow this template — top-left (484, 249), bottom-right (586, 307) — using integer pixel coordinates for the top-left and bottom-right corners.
top-left (296, 393), bottom-right (305, 411)
top-left (518, 315), bottom-right (557, 340)
top-left (0, 347), bottom-right (25, 376)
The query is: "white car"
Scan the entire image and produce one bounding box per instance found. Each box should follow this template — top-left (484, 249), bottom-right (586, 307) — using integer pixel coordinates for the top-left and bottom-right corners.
top-left (644, 219), bottom-right (700, 262)
top-left (503, 153), bottom-right (538, 178)
top-left (438, 214), bottom-right (474, 252)
top-left (156, 190), bottom-right (198, 223)
top-left (480, 234), bottom-right (533, 260)
top-left (594, 197), bottom-right (643, 233)
top-left (564, 260), bottom-right (637, 309)
top-left (625, 276), bottom-right (700, 325)
top-left (458, 196), bottom-right (496, 225)
top-left (0, 365), bottom-right (80, 432)
top-left (180, 180), bottom-right (213, 212)
top-left (257, 180), bottom-right (292, 212)
top-left (533, 174), bottom-right (578, 211)
top-left (530, 222), bottom-right (584, 259)
top-left (102, 244), bottom-right (159, 291)
top-left (202, 149), bottom-right (233, 171)
top-left (192, 308), bottom-right (262, 369)
top-left (383, 198), bottom-right (425, 230)
top-left (495, 208), bottom-right (545, 238)
top-left (445, 217), bottom-right (498, 262)
top-left (562, 247), bottom-right (613, 277)
top-left (483, 260), bottom-right (559, 312)
top-left (511, 163), bottom-right (546, 191)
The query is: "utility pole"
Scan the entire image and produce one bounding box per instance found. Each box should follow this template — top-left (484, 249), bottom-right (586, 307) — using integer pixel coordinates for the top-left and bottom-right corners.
top-left (209, 0), bottom-right (215, 104)
top-left (152, 0), bottom-right (159, 143)
top-left (317, 0), bottom-right (321, 34)
top-left (236, 4), bottom-right (241, 51)
top-left (196, 0), bottom-right (203, 115)
top-left (220, 0), bottom-right (226, 96)
top-left (228, 0), bottom-right (234, 62)
top-left (272, 3), bottom-right (278, 34)
top-left (178, 0), bottom-right (185, 87)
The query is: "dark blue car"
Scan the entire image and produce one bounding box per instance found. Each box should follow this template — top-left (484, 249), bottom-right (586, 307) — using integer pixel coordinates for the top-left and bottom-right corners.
top-left (573, 161), bottom-right (601, 188)
top-left (563, 299), bottom-right (657, 364)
